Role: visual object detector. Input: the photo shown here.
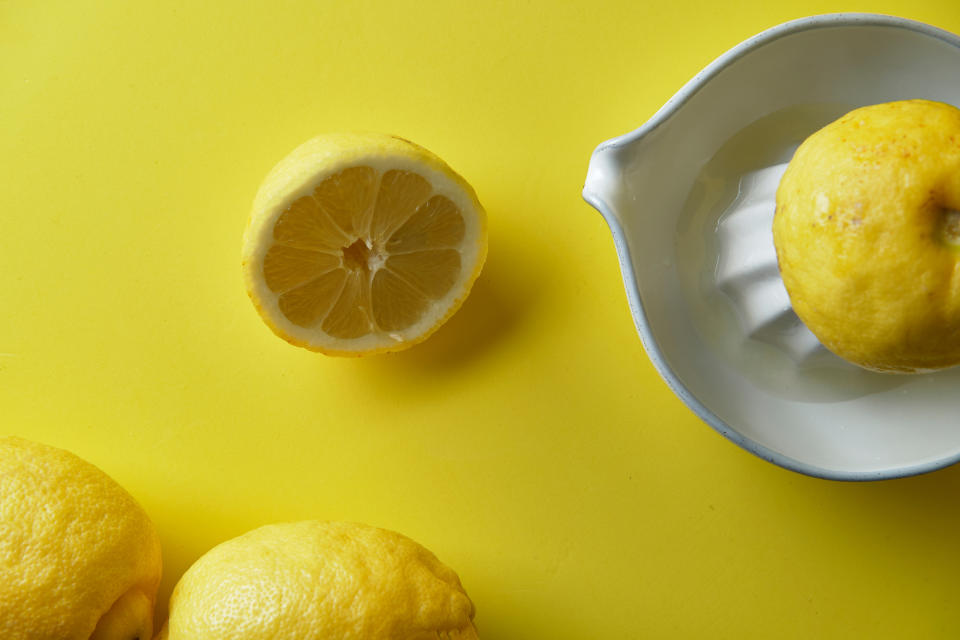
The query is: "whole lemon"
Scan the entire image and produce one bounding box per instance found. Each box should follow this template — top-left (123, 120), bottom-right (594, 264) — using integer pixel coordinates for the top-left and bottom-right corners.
top-left (774, 100), bottom-right (960, 373)
top-left (0, 437), bottom-right (162, 640)
top-left (160, 520), bottom-right (477, 640)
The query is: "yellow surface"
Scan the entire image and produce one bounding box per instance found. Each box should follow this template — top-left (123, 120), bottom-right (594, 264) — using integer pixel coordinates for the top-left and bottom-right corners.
top-left (3, 1), bottom-right (960, 637)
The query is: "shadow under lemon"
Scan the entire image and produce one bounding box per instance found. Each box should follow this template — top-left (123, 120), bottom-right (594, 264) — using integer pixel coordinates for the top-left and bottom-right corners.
top-left (149, 496), bottom-right (259, 629)
top-left (385, 271), bottom-right (517, 367)
top-left (339, 230), bottom-right (546, 386)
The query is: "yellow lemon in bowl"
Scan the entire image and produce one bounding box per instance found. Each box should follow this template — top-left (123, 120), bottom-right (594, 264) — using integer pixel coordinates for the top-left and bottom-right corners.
top-left (242, 133), bottom-right (487, 356)
top-left (159, 520), bottom-right (477, 639)
top-left (0, 437), bottom-right (162, 640)
top-left (774, 100), bottom-right (960, 373)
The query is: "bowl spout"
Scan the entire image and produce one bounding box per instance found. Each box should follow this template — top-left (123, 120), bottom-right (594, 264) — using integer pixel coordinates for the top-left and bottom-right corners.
top-left (583, 140), bottom-right (632, 228)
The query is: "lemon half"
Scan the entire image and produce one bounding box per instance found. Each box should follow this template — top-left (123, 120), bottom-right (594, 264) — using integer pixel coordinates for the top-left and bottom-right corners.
top-left (242, 133), bottom-right (487, 355)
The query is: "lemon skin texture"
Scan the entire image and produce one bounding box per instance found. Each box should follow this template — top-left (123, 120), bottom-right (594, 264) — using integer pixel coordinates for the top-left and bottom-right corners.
top-left (774, 100), bottom-right (960, 373)
top-left (161, 520), bottom-right (478, 640)
top-left (0, 437), bottom-right (162, 640)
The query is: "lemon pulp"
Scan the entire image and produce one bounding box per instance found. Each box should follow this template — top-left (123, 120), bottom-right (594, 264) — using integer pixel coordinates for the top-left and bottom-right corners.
top-left (266, 166), bottom-right (466, 336)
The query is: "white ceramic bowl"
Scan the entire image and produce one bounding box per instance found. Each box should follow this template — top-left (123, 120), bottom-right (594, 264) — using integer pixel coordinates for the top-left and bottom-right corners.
top-left (583, 14), bottom-right (960, 480)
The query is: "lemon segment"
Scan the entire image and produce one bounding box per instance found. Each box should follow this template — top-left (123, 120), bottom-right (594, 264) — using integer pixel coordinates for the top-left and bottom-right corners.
top-left (242, 133), bottom-right (487, 355)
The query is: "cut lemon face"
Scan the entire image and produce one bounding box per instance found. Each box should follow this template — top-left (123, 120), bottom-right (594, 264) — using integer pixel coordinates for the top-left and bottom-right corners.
top-left (242, 133), bottom-right (487, 355)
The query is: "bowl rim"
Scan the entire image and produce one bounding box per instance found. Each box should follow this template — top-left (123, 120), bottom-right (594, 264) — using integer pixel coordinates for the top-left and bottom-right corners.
top-left (582, 13), bottom-right (960, 481)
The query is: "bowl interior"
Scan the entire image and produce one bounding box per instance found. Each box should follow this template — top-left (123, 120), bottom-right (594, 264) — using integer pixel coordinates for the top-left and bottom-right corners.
top-left (602, 17), bottom-right (960, 478)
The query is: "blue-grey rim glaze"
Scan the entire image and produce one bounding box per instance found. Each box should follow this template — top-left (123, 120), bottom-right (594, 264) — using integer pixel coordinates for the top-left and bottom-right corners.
top-left (582, 13), bottom-right (960, 482)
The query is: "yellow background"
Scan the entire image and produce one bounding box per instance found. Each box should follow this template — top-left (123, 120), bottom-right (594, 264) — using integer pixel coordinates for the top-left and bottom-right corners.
top-left (3, 1), bottom-right (960, 637)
